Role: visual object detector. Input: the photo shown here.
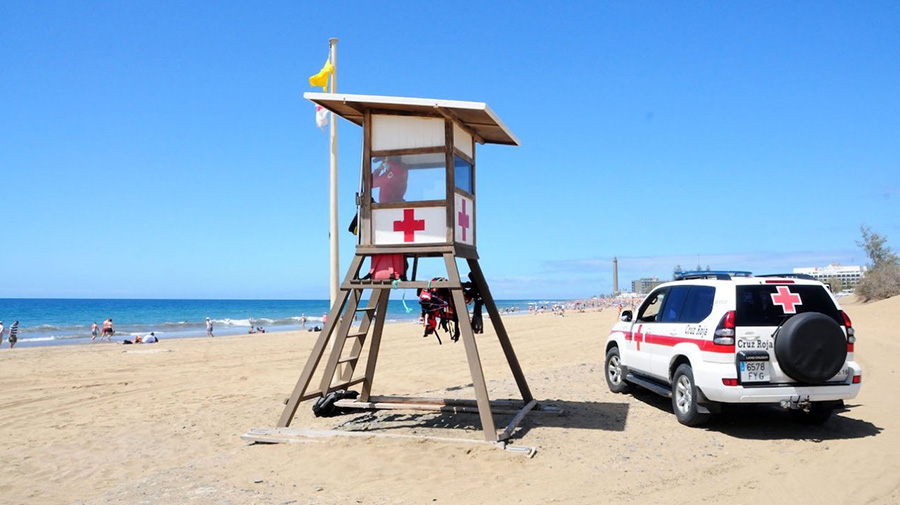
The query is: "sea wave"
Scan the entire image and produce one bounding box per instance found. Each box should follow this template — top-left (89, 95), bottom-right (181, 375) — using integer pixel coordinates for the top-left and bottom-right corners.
top-left (214, 318), bottom-right (252, 327)
top-left (157, 321), bottom-right (192, 327)
top-left (20, 336), bottom-right (58, 342)
top-left (19, 324), bottom-right (88, 334)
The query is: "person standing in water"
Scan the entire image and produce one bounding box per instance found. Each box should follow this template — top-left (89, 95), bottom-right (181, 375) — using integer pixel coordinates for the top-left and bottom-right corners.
top-left (206, 317), bottom-right (214, 337)
top-left (91, 322), bottom-right (100, 341)
top-left (102, 319), bottom-right (115, 341)
top-left (8, 321), bottom-right (19, 348)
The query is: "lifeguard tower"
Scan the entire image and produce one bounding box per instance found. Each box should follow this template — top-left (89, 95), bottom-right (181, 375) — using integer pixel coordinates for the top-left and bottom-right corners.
top-left (250, 93), bottom-right (549, 448)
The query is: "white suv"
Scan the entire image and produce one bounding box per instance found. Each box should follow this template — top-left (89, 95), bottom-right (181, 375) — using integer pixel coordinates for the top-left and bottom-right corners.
top-left (604, 271), bottom-right (861, 426)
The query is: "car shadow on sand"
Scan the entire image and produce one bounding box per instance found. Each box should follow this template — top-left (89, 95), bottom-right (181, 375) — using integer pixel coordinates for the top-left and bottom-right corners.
top-left (333, 399), bottom-right (629, 436)
top-left (630, 388), bottom-right (882, 441)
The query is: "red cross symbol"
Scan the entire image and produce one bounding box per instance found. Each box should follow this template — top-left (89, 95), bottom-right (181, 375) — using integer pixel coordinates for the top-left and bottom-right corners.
top-left (393, 208), bottom-right (425, 243)
top-left (634, 324), bottom-right (644, 351)
top-left (457, 199), bottom-right (470, 241)
top-left (771, 286), bottom-right (803, 314)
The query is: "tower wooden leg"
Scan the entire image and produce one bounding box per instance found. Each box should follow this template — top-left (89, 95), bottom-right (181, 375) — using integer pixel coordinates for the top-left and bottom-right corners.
top-left (467, 258), bottom-right (533, 403)
top-left (359, 288), bottom-right (391, 401)
top-left (278, 287), bottom-right (351, 427)
top-left (445, 254), bottom-right (498, 441)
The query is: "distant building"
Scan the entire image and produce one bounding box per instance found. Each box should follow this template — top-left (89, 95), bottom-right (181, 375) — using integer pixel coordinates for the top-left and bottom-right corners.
top-left (793, 263), bottom-right (867, 289)
top-left (631, 276), bottom-right (663, 295)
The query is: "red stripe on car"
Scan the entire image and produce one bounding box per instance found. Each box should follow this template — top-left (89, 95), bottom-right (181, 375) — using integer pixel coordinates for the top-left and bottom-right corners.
top-left (641, 333), bottom-right (735, 353)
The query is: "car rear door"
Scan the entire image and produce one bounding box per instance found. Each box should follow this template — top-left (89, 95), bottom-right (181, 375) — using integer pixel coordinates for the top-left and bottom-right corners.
top-left (735, 282), bottom-right (847, 384)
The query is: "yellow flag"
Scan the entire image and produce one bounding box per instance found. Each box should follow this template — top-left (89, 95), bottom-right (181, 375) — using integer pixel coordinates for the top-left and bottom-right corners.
top-left (309, 59), bottom-right (333, 91)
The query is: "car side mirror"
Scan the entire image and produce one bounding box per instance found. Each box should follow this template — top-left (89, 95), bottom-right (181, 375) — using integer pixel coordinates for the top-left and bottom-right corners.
top-left (621, 310), bottom-right (633, 322)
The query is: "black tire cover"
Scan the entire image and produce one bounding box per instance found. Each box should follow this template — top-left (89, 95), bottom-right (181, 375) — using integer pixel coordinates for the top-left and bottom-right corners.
top-left (774, 312), bottom-right (847, 384)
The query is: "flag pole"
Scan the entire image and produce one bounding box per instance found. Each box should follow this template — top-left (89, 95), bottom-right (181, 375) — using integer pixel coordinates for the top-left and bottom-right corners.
top-left (328, 37), bottom-right (339, 308)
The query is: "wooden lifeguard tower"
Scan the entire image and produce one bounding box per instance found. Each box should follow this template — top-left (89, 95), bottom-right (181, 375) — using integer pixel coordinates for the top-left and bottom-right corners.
top-left (253, 93), bottom-right (547, 448)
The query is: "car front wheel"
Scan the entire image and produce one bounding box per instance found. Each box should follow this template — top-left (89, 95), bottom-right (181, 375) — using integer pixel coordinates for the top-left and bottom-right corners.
top-left (672, 364), bottom-right (709, 426)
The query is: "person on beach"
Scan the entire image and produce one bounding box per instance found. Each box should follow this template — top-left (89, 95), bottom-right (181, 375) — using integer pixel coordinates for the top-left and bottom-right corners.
top-left (300, 314), bottom-right (307, 328)
top-left (206, 317), bottom-right (214, 337)
top-left (91, 322), bottom-right (99, 341)
top-left (123, 333), bottom-right (156, 345)
top-left (0, 320), bottom-right (4, 346)
top-left (8, 321), bottom-right (19, 348)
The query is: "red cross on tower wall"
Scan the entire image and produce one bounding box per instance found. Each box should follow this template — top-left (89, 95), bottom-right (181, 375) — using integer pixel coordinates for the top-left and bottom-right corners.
top-left (771, 286), bottom-right (803, 314)
top-left (393, 208), bottom-right (425, 242)
top-left (454, 194), bottom-right (474, 245)
top-left (457, 199), bottom-right (470, 241)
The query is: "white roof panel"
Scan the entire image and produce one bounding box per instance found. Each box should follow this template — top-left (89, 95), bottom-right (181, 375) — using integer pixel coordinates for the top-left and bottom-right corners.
top-left (304, 92), bottom-right (519, 146)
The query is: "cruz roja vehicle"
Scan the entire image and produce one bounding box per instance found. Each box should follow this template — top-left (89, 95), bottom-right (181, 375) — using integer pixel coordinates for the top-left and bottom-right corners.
top-left (604, 271), bottom-right (862, 426)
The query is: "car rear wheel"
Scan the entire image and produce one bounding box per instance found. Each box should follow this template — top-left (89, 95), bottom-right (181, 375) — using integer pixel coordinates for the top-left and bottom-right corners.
top-left (672, 364), bottom-right (709, 427)
top-left (605, 347), bottom-right (631, 394)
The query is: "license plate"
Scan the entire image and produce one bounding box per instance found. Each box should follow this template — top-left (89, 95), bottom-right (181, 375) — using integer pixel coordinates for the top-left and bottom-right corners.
top-left (740, 361), bottom-right (770, 383)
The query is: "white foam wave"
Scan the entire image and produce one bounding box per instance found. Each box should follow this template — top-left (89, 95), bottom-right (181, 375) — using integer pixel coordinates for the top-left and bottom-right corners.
top-left (21, 336), bottom-right (56, 342)
top-left (215, 318), bottom-right (252, 327)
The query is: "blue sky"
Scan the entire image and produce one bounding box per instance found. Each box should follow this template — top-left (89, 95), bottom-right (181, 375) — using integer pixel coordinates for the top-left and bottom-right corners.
top-left (2, 2), bottom-right (898, 299)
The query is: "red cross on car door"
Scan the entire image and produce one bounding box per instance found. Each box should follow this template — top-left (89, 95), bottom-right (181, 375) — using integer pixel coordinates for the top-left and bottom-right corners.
top-left (627, 287), bottom-right (670, 377)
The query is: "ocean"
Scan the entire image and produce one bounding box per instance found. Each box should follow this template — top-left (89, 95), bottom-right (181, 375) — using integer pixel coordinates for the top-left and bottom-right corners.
top-left (0, 298), bottom-right (549, 348)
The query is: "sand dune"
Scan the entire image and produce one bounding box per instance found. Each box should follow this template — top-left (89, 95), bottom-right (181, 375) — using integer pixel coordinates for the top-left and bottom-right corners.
top-left (0, 296), bottom-right (897, 504)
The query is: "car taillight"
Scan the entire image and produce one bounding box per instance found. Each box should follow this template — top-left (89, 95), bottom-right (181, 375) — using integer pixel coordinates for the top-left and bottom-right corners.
top-left (841, 310), bottom-right (855, 350)
top-left (852, 375), bottom-right (861, 384)
top-left (714, 310), bottom-right (735, 345)
top-left (722, 378), bottom-right (738, 386)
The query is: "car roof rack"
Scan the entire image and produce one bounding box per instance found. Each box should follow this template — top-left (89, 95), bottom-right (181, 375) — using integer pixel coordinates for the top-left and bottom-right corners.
top-left (673, 270), bottom-right (753, 281)
top-left (757, 273), bottom-right (818, 281)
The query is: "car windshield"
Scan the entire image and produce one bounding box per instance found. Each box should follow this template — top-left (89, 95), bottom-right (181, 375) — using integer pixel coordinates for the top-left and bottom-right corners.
top-left (735, 285), bottom-right (842, 326)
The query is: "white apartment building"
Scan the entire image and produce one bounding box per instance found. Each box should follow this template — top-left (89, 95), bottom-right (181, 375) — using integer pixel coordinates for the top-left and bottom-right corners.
top-left (631, 276), bottom-right (663, 295)
top-left (793, 263), bottom-right (867, 288)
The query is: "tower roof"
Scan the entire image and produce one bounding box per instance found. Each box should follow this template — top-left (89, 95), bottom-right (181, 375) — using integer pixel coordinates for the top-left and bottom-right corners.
top-left (304, 92), bottom-right (520, 146)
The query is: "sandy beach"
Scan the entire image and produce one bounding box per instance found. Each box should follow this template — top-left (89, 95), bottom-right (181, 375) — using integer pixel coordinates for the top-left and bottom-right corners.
top-left (0, 295), bottom-right (898, 504)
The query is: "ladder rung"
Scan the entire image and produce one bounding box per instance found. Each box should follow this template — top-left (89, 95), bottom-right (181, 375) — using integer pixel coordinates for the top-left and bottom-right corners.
top-left (300, 377), bottom-right (366, 402)
top-left (347, 331), bottom-right (367, 339)
top-left (354, 306), bottom-right (377, 313)
top-left (330, 378), bottom-right (365, 392)
top-left (337, 355), bottom-right (360, 364)
top-left (298, 378), bottom-right (366, 402)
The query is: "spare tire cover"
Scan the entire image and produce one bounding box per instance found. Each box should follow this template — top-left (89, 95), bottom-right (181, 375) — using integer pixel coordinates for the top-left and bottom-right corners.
top-left (774, 312), bottom-right (847, 384)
